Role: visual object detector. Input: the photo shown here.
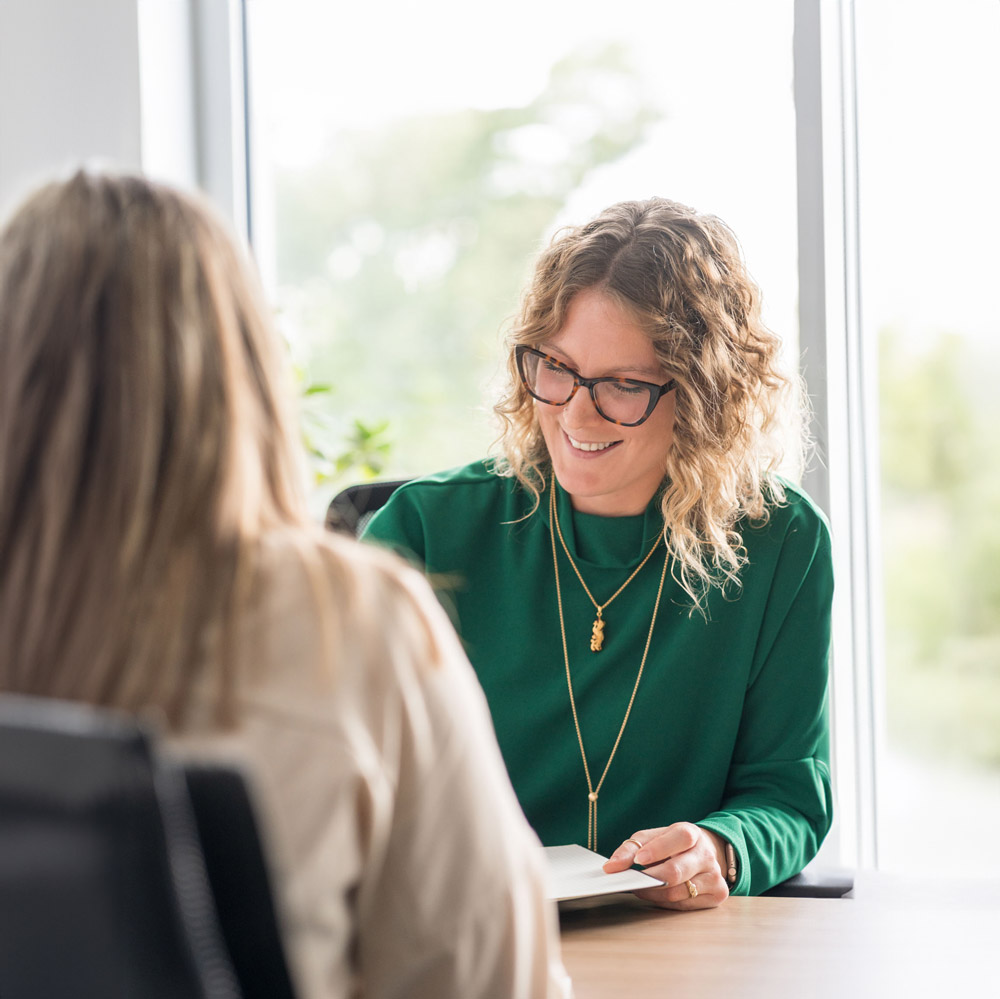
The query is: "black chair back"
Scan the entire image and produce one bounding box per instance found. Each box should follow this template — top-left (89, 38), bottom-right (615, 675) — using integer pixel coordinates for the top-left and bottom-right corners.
top-left (0, 695), bottom-right (244, 999)
top-left (185, 764), bottom-right (297, 999)
top-left (762, 863), bottom-right (854, 898)
top-left (326, 478), bottom-right (410, 537)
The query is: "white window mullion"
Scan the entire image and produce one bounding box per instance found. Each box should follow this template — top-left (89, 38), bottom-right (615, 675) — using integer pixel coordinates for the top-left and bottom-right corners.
top-left (191, 0), bottom-right (251, 241)
top-left (794, 0), bottom-right (883, 871)
top-left (138, 0), bottom-right (250, 241)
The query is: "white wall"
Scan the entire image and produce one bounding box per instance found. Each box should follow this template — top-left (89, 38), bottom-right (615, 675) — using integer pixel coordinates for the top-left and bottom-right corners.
top-left (0, 0), bottom-right (142, 218)
top-left (0, 0), bottom-right (245, 231)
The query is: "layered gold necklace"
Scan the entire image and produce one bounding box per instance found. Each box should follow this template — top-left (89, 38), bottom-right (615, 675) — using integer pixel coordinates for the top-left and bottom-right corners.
top-left (550, 485), bottom-right (663, 652)
top-left (548, 482), bottom-right (670, 851)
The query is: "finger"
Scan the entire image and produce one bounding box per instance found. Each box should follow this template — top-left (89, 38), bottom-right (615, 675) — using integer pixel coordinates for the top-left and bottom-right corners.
top-left (641, 825), bottom-right (725, 886)
top-left (602, 835), bottom-right (648, 872)
top-left (635, 872), bottom-right (729, 910)
top-left (636, 882), bottom-right (696, 905)
top-left (640, 842), bottom-right (708, 889)
top-left (604, 825), bottom-right (682, 871)
top-left (637, 822), bottom-right (700, 865)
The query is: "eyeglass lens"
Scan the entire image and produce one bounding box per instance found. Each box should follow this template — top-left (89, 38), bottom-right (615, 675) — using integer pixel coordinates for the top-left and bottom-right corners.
top-left (521, 350), bottom-right (654, 425)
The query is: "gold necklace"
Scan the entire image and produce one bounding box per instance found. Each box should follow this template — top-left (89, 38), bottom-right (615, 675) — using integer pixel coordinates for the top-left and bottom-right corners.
top-left (549, 479), bottom-right (670, 851)
top-left (549, 482), bottom-right (662, 651)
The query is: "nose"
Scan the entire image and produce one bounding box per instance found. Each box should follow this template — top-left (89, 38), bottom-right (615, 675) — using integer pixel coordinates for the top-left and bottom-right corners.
top-left (561, 385), bottom-right (603, 428)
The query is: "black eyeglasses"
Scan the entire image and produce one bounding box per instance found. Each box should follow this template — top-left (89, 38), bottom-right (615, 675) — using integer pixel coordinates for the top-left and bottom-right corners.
top-left (515, 345), bottom-right (677, 428)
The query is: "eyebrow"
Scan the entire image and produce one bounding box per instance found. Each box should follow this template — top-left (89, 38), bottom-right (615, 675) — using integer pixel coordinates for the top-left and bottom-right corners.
top-left (540, 345), bottom-right (664, 380)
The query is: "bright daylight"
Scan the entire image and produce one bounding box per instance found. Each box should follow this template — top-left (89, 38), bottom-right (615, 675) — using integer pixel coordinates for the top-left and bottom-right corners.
top-left (1, 1), bottom-right (997, 997)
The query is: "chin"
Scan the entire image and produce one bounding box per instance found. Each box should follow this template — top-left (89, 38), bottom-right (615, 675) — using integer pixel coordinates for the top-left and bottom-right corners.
top-left (553, 466), bottom-right (620, 505)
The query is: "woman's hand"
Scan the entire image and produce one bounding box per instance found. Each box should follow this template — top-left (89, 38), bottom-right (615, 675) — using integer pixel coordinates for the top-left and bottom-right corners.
top-left (603, 822), bottom-right (731, 910)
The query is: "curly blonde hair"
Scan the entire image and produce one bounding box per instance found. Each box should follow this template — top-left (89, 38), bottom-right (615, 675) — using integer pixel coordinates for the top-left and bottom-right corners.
top-left (494, 197), bottom-right (803, 609)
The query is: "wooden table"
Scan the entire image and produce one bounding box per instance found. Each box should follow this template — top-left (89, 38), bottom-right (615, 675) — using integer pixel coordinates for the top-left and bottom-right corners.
top-left (559, 874), bottom-right (1000, 997)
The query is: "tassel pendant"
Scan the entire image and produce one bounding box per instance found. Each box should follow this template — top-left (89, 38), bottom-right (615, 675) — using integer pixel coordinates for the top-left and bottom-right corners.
top-left (590, 611), bottom-right (605, 652)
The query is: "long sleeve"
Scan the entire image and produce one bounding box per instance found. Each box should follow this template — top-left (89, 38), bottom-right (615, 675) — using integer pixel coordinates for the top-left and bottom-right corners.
top-left (172, 532), bottom-right (571, 999)
top-left (351, 568), bottom-right (572, 999)
top-left (363, 462), bottom-right (834, 895)
top-left (696, 503), bottom-right (835, 894)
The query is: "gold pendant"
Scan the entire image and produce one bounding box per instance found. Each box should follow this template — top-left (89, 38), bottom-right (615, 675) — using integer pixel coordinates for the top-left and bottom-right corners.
top-left (590, 614), bottom-right (605, 652)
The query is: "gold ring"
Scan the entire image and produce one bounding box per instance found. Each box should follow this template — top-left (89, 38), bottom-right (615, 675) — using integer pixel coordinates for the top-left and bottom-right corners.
top-left (625, 838), bottom-right (643, 851)
top-left (686, 880), bottom-right (698, 898)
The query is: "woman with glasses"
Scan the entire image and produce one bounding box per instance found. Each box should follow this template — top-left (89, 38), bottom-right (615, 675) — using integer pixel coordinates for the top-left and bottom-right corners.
top-left (363, 197), bottom-right (834, 908)
top-left (0, 170), bottom-right (570, 997)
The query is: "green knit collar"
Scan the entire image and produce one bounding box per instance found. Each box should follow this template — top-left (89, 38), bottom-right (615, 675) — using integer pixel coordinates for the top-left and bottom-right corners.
top-left (549, 477), bottom-right (665, 570)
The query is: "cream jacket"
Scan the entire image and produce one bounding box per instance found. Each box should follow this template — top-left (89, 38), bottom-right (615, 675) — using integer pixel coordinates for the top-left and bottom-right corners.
top-left (173, 532), bottom-right (571, 999)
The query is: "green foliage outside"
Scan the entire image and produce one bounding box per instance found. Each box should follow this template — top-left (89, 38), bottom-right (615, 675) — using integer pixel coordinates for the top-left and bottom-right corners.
top-left (268, 37), bottom-right (1000, 773)
top-left (294, 373), bottom-right (392, 486)
top-left (879, 328), bottom-right (1000, 768)
top-left (271, 44), bottom-right (659, 506)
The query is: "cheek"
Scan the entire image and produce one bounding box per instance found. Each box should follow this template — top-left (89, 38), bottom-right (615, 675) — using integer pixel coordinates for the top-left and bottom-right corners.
top-left (535, 401), bottom-right (558, 436)
top-left (657, 395), bottom-right (677, 448)
top-left (532, 402), bottom-right (556, 454)
top-left (662, 417), bottom-right (675, 453)
top-left (636, 397), bottom-right (676, 460)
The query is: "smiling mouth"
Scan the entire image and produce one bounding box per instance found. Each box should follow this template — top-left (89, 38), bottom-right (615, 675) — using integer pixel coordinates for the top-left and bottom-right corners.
top-left (566, 432), bottom-right (621, 453)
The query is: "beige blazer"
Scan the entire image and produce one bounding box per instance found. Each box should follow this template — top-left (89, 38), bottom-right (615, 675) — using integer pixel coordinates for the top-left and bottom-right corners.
top-left (172, 532), bottom-right (571, 999)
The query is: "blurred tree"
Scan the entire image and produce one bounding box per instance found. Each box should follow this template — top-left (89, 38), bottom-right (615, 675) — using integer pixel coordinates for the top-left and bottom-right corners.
top-left (271, 44), bottom-right (659, 488)
top-left (878, 327), bottom-right (1000, 766)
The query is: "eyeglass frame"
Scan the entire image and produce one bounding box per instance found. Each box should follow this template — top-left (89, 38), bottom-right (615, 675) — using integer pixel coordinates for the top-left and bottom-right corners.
top-left (514, 344), bottom-right (677, 428)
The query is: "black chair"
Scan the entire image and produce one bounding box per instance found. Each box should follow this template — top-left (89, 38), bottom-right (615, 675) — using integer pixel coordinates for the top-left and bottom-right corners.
top-left (0, 695), bottom-right (296, 999)
top-left (326, 478), bottom-right (410, 537)
top-left (185, 765), bottom-right (297, 999)
top-left (763, 863), bottom-right (853, 898)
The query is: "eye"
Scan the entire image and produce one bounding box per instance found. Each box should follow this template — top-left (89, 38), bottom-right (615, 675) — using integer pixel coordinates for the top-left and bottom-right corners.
top-left (542, 358), bottom-right (572, 377)
top-left (606, 381), bottom-right (645, 398)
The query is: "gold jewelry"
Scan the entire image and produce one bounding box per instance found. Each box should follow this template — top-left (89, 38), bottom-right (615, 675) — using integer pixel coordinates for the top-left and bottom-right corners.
top-left (686, 880), bottom-right (699, 898)
top-left (725, 841), bottom-right (737, 887)
top-left (550, 478), bottom-right (670, 852)
top-left (625, 838), bottom-right (644, 851)
top-left (549, 484), bottom-right (662, 652)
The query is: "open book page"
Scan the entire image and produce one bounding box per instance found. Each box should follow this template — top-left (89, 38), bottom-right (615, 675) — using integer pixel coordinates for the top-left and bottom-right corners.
top-left (544, 843), bottom-right (663, 901)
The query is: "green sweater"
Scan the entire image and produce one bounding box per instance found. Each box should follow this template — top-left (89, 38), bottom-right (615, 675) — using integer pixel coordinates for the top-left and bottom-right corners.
top-left (362, 461), bottom-right (834, 895)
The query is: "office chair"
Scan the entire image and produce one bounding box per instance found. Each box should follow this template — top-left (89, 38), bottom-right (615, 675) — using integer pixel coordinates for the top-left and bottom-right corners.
top-left (326, 478), bottom-right (410, 537)
top-left (185, 764), bottom-right (297, 999)
top-left (0, 695), bottom-right (297, 999)
top-left (762, 865), bottom-right (853, 898)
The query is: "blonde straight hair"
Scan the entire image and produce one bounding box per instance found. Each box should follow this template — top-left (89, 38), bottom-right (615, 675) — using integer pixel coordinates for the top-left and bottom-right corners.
top-left (0, 170), bottom-right (316, 725)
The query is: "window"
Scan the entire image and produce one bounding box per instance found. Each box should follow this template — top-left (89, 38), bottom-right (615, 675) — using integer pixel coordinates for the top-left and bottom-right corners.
top-left (245, 0), bottom-right (798, 511)
top-left (855, 0), bottom-right (1000, 873)
top-left (242, 0), bottom-right (924, 873)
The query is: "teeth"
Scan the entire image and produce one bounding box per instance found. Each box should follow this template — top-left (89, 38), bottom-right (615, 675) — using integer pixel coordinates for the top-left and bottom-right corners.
top-left (568, 435), bottom-right (615, 452)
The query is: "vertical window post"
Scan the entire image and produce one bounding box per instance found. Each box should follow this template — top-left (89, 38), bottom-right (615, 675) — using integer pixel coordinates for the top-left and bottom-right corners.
top-left (139, 0), bottom-right (251, 241)
top-left (191, 0), bottom-right (251, 242)
top-left (795, 0), bottom-right (884, 870)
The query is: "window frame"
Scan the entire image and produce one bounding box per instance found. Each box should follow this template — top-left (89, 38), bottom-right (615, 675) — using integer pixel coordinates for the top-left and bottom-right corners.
top-left (793, 0), bottom-right (882, 870)
top-left (200, 0), bottom-right (881, 871)
top-left (137, 0), bottom-right (251, 240)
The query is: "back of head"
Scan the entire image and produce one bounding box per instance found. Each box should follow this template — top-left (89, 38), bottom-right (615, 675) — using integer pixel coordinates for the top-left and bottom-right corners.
top-left (0, 169), bottom-right (307, 722)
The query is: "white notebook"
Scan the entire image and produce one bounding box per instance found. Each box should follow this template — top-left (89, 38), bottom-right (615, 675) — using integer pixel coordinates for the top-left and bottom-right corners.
top-left (544, 843), bottom-right (663, 901)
